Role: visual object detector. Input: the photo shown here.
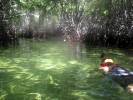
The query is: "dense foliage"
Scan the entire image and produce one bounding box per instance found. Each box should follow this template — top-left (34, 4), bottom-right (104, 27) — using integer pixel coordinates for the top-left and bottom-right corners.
top-left (0, 0), bottom-right (18, 46)
top-left (0, 0), bottom-right (133, 47)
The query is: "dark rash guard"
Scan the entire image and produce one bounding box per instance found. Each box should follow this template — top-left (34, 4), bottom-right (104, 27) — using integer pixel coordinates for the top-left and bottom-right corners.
top-left (109, 66), bottom-right (133, 88)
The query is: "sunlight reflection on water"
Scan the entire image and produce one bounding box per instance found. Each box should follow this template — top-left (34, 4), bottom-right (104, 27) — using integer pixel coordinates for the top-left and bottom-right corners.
top-left (0, 39), bottom-right (133, 100)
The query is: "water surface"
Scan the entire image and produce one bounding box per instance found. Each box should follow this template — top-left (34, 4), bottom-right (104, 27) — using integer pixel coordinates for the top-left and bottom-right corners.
top-left (0, 39), bottom-right (133, 100)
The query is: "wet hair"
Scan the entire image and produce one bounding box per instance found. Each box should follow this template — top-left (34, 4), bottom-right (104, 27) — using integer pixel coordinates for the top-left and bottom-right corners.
top-left (100, 53), bottom-right (105, 59)
top-left (100, 53), bottom-right (107, 63)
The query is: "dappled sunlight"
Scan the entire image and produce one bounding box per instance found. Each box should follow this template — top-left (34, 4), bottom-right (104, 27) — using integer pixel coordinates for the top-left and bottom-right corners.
top-left (71, 90), bottom-right (90, 100)
top-left (129, 57), bottom-right (133, 61)
top-left (0, 60), bottom-right (10, 67)
top-left (0, 0), bottom-right (132, 99)
top-left (68, 60), bottom-right (80, 65)
top-left (0, 39), bottom-right (133, 99)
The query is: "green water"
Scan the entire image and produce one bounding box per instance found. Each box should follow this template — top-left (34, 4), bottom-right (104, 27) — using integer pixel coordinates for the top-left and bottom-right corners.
top-left (0, 39), bottom-right (133, 100)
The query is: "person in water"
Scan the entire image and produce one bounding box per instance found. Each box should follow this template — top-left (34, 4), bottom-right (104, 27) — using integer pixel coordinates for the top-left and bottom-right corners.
top-left (99, 54), bottom-right (133, 93)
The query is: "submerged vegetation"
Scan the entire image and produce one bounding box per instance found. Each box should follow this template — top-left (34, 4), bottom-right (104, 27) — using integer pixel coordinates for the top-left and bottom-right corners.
top-left (0, 0), bottom-right (133, 47)
top-left (0, 0), bottom-right (133, 99)
top-left (0, 39), bottom-right (133, 100)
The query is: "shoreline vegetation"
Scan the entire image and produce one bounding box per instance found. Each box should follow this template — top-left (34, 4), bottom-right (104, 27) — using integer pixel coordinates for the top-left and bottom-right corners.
top-left (0, 0), bottom-right (132, 48)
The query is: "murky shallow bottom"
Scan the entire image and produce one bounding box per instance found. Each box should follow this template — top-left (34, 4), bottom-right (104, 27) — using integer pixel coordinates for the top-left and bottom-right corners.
top-left (0, 39), bottom-right (133, 100)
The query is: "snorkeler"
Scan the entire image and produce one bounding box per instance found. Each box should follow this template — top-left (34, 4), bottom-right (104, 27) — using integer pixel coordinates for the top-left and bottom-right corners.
top-left (99, 54), bottom-right (133, 93)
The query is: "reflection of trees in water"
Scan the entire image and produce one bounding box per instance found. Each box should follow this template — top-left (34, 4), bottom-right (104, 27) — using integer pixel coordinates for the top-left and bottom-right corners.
top-left (67, 41), bottom-right (85, 59)
top-left (1, 39), bottom-right (133, 100)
